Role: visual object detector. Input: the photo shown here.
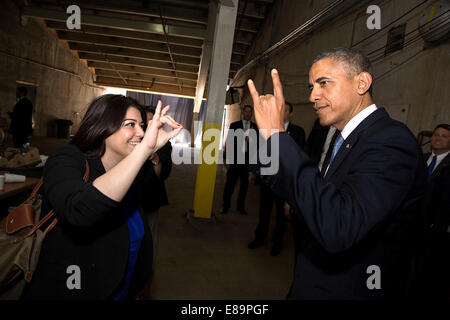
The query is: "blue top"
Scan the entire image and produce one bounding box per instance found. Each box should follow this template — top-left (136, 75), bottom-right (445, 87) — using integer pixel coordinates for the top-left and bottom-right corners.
top-left (113, 191), bottom-right (145, 300)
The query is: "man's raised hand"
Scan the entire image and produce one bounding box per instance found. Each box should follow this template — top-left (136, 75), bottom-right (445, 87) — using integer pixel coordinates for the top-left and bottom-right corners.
top-left (247, 69), bottom-right (286, 140)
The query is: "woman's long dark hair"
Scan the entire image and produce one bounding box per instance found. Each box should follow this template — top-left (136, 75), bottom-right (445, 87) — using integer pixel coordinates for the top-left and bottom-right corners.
top-left (71, 94), bottom-right (146, 158)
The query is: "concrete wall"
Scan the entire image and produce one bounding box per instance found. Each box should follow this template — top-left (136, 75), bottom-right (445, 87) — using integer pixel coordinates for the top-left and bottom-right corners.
top-left (0, 0), bottom-right (104, 138)
top-left (233, 0), bottom-right (450, 142)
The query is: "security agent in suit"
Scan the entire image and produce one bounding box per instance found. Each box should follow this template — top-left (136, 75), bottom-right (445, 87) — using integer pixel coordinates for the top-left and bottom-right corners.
top-left (414, 123), bottom-right (450, 299)
top-left (247, 47), bottom-right (427, 299)
top-left (8, 87), bottom-right (33, 149)
top-left (305, 118), bottom-right (330, 165)
top-left (221, 105), bottom-right (258, 215)
top-left (248, 101), bottom-right (305, 256)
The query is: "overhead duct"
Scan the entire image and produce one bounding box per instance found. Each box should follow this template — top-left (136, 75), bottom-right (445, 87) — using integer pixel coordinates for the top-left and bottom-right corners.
top-left (229, 0), bottom-right (375, 87)
top-left (418, 0), bottom-right (450, 43)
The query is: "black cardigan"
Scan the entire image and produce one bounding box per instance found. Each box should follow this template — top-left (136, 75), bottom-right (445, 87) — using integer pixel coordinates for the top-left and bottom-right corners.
top-left (22, 144), bottom-right (153, 300)
top-left (141, 142), bottom-right (172, 213)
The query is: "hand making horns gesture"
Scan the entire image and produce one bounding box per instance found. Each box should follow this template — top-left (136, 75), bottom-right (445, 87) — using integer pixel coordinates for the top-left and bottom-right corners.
top-left (247, 69), bottom-right (286, 140)
top-left (142, 100), bottom-right (183, 152)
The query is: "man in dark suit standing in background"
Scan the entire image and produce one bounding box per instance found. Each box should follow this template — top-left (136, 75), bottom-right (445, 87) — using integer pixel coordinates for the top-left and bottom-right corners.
top-left (247, 47), bottom-right (427, 299)
top-left (248, 101), bottom-right (305, 256)
top-left (423, 124), bottom-right (450, 231)
top-left (221, 105), bottom-right (258, 215)
top-left (305, 118), bottom-right (330, 165)
top-left (8, 86), bottom-right (33, 149)
top-left (414, 123), bottom-right (450, 299)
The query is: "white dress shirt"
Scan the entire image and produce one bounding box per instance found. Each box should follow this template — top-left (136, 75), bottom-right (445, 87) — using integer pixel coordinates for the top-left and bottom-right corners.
top-left (340, 104), bottom-right (378, 140)
top-left (318, 126), bottom-right (337, 171)
top-left (324, 104), bottom-right (378, 175)
top-left (242, 120), bottom-right (250, 132)
top-left (427, 150), bottom-right (450, 173)
top-left (242, 120), bottom-right (251, 153)
top-left (284, 121), bottom-right (289, 131)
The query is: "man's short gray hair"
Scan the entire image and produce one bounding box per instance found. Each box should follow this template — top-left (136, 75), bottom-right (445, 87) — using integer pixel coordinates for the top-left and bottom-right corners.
top-left (312, 47), bottom-right (374, 82)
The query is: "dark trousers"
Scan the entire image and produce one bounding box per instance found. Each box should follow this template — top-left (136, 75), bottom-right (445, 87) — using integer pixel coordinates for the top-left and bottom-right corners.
top-left (222, 165), bottom-right (249, 210)
top-left (254, 183), bottom-right (287, 247)
top-left (412, 231), bottom-right (450, 299)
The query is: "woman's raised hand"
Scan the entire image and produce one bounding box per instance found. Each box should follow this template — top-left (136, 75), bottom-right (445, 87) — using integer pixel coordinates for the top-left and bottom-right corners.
top-left (142, 100), bottom-right (183, 152)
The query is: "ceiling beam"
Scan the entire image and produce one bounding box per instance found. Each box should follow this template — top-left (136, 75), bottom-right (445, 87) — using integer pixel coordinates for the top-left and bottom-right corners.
top-left (88, 61), bottom-right (197, 81)
top-left (78, 52), bottom-right (199, 74)
top-left (69, 42), bottom-right (201, 66)
top-left (22, 6), bottom-right (206, 39)
top-left (141, 0), bottom-right (209, 11)
top-left (58, 0), bottom-right (208, 25)
top-left (70, 42), bottom-right (242, 66)
top-left (238, 11), bottom-right (264, 20)
top-left (95, 76), bottom-right (198, 97)
top-left (235, 25), bottom-right (258, 34)
top-left (232, 49), bottom-right (247, 56)
top-left (57, 31), bottom-right (202, 58)
top-left (95, 70), bottom-right (197, 88)
top-left (234, 32), bottom-right (255, 46)
top-left (230, 54), bottom-right (243, 65)
top-left (45, 21), bottom-right (204, 48)
top-left (248, 0), bottom-right (273, 3)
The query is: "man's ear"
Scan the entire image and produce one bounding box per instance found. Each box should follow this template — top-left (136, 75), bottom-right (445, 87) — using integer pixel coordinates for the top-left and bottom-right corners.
top-left (356, 72), bottom-right (372, 95)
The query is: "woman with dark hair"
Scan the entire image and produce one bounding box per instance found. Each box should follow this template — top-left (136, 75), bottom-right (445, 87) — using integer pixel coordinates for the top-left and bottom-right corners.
top-left (21, 94), bottom-right (182, 300)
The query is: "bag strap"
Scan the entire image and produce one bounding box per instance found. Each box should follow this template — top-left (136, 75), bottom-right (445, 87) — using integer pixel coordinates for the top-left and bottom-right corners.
top-left (14, 159), bottom-right (90, 243)
top-left (25, 178), bottom-right (44, 203)
top-left (14, 209), bottom-right (55, 243)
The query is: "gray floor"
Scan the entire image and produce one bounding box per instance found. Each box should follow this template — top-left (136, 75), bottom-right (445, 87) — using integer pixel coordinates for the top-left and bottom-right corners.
top-left (29, 137), bottom-right (296, 300)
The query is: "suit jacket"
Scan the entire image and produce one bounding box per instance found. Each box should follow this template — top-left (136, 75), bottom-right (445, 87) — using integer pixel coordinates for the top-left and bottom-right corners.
top-left (9, 97), bottom-right (33, 135)
top-left (22, 144), bottom-right (153, 300)
top-left (422, 152), bottom-right (450, 233)
top-left (223, 120), bottom-right (258, 166)
top-left (260, 108), bottom-right (427, 299)
top-left (260, 122), bottom-right (307, 196)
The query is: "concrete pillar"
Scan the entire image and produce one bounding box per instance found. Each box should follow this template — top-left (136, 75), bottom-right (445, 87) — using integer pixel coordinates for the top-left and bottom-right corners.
top-left (193, 0), bottom-right (239, 219)
top-left (191, 0), bottom-right (217, 147)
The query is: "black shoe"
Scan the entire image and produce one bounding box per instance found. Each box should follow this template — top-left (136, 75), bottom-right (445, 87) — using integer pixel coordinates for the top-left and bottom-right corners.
top-left (237, 208), bottom-right (248, 215)
top-left (220, 207), bottom-right (229, 214)
top-left (248, 239), bottom-right (264, 249)
top-left (270, 245), bottom-right (281, 256)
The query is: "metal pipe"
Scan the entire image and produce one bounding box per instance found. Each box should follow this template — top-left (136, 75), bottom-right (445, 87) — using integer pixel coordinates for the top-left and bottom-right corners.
top-left (159, 5), bottom-right (183, 91)
top-left (229, 0), bottom-right (372, 86)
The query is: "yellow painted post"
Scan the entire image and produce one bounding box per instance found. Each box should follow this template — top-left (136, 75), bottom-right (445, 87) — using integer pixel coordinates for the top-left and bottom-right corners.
top-left (191, 0), bottom-right (239, 219)
top-left (193, 123), bottom-right (221, 219)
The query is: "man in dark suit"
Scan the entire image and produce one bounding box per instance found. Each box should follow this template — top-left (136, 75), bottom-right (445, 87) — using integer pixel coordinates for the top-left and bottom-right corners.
top-left (8, 87), bottom-right (33, 149)
top-left (248, 101), bottom-right (305, 256)
top-left (305, 118), bottom-right (330, 165)
top-left (221, 105), bottom-right (258, 215)
top-left (247, 47), bottom-right (427, 299)
top-left (414, 123), bottom-right (450, 299)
